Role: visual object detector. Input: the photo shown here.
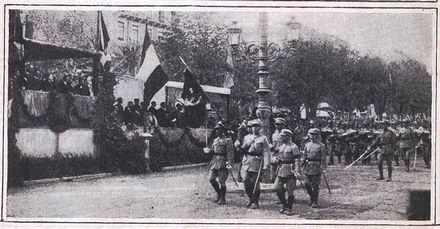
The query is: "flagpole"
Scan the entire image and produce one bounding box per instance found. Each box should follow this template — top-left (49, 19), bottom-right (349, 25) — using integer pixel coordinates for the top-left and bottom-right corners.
top-left (205, 106), bottom-right (208, 147)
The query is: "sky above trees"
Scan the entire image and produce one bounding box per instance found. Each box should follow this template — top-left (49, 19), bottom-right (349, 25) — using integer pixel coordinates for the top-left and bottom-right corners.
top-left (211, 10), bottom-right (434, 73)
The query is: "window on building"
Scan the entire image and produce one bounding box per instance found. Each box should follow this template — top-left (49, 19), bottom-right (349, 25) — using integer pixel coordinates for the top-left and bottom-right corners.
top-left (117, 21), bottom-right (125, 41)
top-left (158, 11), bottom-right (164, 23)
top-left (130, 24), bottom-right (139, 44)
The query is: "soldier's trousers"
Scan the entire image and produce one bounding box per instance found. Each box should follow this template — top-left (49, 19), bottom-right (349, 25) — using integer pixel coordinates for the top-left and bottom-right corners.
top-left (304, 174), bottom-right (321, 203)
top-left (344, 150), bottom-right (352, 165)
top-left (270, 165), bottom-right (278, 183)
top-left (400, 147), bottom-right (413, 169)
top-left (244, 171), bottom-right (262, 203)
top-left (274, 176), bottom-right (296, 209)
top-left (209, 168), bottom-right (229, 187)
top-left (378, 153), bottom-right (393, 178)
top-left (422, 146), bottom-right (431, 167)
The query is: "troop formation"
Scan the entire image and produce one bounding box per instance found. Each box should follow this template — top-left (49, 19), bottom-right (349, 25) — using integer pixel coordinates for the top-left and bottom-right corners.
top-left (203, 116), bottom-right (431, 215)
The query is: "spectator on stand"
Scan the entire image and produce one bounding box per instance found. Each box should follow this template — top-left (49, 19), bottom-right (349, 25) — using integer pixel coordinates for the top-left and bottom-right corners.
top-left (124, 101), bottom-right (136, 125)
top-left (73, 77), bottom-right (90, 96)
top-left (170, 103), bottom-right (185, 128)
top-left (133, 98), bottom-right (142, 125)
top-left (148, 101), bottom-right (158, 116)
top-left (156, 102), bottom-right (169, 127)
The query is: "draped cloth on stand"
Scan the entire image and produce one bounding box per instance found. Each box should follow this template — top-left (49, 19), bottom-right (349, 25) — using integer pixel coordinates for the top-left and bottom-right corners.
top-left (21, 90), bottom-right (49, 117)
top-left (72, 95), bottom-right (96, 121)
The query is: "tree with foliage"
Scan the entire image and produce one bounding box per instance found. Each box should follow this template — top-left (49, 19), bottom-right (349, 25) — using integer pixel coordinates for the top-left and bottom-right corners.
top-left (388, 59), bottom-right (431, 115)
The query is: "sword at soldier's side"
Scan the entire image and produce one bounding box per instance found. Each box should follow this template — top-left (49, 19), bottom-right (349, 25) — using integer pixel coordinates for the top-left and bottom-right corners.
top-left (229, 168), bottom-right (239, 187)
top-left (322, 170), bottom-right (331, 194)
top-left (344, 148), bottom-right (379, 170)
top-left (414, 146), bottom-right (418, 171)
top-left (252, 158), bottom-right (264, 197)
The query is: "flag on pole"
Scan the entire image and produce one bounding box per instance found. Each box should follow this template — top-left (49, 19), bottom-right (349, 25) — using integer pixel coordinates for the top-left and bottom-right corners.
top-left (136, 23), bottom-right (169, 104)
top-left (223, 47), bottom-right (235, 88)
top-left (96, 11), bottom-right (110, 51)
top-left (96, 11), bottom-right (110, 67)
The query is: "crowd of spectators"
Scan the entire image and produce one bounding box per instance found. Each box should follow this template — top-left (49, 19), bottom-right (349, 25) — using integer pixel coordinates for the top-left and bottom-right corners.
top-left (112, 98), bottom-right (186, 128)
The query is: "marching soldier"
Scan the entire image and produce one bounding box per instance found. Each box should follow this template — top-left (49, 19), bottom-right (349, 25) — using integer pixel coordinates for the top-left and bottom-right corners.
top-left (240, 119), bottom-right (270, 209)
top-left (235, 119), bottom-right (253, 182)
top-left (398, 121), bottom-right (417, 171)
top-left (204, 122), bottom-right (234, 205)
top-left (368, 121), bottom-right (397, 181)
top-left (326, 129), bottom-right (338, 165)
top-left (303, 128), bottom-right (327, 208)
top-left (272, 129), bottom-right (301, 215)
top-left (270, 117), bottom-right (286, 182)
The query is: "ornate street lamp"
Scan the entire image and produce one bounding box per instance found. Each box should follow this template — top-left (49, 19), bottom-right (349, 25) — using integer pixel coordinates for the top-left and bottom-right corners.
top-left (255, 12), bottom-right (271, 136)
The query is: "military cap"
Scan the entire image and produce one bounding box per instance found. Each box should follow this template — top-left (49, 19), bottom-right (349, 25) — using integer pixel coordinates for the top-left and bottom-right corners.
top-left (214, 121), bottom-right (226, 130)
top-left (251, 119), bottom-right (262, 127)
top-left (246, 120), bottom-right (253, 127)
top-left (308, 128), bottom-right (320, 135)
top-left (280, 129), bottom-right (293, 136)
top-left (274, 117), bottom-right (286, 124)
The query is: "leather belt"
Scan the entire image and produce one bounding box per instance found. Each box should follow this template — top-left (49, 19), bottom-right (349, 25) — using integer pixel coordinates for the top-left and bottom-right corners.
top-left (213, 153), bottom-right (227, 156)
top-left (306, 158), bottom-right (321, 162)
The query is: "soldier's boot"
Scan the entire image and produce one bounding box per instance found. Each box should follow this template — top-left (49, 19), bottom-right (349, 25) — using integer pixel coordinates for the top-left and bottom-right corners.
top-left (286, 196), bottom-right (295, 216)
top-left (377, 164), bottom-right (385, 180)
top-left (405, 159), bottom-right (410, 171)
top-left (218, 186), bottom-right (226, 205)
top-left (276, 189), bottom-right (288, 214)
top-left (251, 189), bottom-right (261, 209)
top-left (329, 154), bottom-right (335, 165)
top-left (394, 155), bottom-right (399, 166)
top-left (210, 179), bottom-right (221, 203)
top-left (311, 188), bottom-right (320, 208)
top-left (244, 180), bottom-right (253, 207)
top-left (305, 185), bottom-right (314, 206)
top-left (387, 166), bottom-right (392, 182)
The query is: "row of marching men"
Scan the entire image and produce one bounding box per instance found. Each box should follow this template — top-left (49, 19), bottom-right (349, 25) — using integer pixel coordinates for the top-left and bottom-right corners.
top-left (203, 118), bottom-right (328, 215)
top-left (202, 117), bottom-right (431, 215)
top-left (319, 119), bottom-right (431, 170)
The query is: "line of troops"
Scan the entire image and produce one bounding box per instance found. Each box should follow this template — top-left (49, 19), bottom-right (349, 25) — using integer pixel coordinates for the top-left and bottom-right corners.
top-left (203, 117), bottom-right (431, 215)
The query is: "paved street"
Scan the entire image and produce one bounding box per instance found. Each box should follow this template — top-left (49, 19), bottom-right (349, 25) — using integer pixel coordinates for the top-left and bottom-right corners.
top-left (7, 162), bottom-right (431, 221)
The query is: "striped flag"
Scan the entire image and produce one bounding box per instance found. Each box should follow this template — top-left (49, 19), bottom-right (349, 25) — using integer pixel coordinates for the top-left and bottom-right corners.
top-left (96, 11), bottom-right (110, 67)
top-left (223, 47), bottom-right (235, 88)
top-left (136, 23), bottom-right (169, 104)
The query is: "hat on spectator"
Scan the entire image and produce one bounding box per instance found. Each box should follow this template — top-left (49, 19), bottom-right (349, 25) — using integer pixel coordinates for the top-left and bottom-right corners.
top-left (251, 119), bottom-right (262, 127)
top-left (274, 117), bottom-right (286, 125)
top-left (215, 121), bottom-right (226, 130)
top-left (280, 129), bottom-right (293, 137)
top-left (308, 128), bottom-right (320, 135)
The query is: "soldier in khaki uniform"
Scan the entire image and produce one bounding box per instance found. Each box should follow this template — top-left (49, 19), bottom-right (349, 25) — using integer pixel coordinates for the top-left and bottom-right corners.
top-left (240, 119), bottom-right (270, 209)
top-left (270, 118), bottom-right (286, 182)
top-left (272, 129), bottom-right (301, 215)
top-left (368, 121), bottom-right (397, 181)
top-left (303, 128), bottom-right (327, 208)
top-left (398, 122), bottom-right (416, 171)
top-left (235, 120), bottom-right (253, 181)
top-left (204, 122), bottom-right (234, 205)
